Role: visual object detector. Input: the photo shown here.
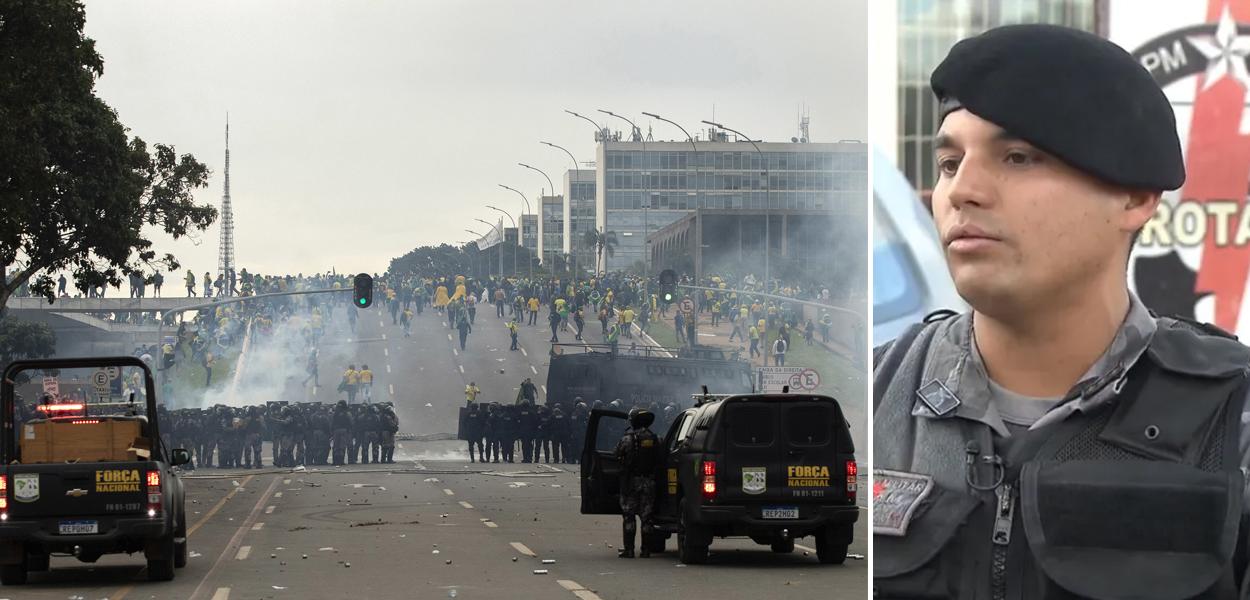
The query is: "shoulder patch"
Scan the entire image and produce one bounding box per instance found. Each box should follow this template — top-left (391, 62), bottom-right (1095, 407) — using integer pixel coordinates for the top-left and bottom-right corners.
top-left (873, 469), bottom-right (934, 537)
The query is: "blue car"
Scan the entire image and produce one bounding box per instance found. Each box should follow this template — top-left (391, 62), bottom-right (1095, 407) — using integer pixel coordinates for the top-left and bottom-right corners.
top-left (872, 150), bottom-right (964, 348)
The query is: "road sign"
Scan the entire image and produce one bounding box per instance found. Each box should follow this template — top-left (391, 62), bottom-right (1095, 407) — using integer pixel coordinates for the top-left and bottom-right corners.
top-left (92, 370), bottom-right (110, 396)
top-left (788, 368), bottom-right (822, 391)
top-left (757, 367), bottom-right (821, 392)
top-left (757, 367), bottom-right (802, 392)
top-left (680, 298), bottom-right (695, 314)
top-left (41, 376), bottom-right (59, 399)
top-left (105, 367), bottom-right (120, 380)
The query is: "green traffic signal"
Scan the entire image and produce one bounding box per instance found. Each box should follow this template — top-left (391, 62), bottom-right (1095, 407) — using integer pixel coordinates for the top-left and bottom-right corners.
top-left (359, 298), bottom-right (367, 305)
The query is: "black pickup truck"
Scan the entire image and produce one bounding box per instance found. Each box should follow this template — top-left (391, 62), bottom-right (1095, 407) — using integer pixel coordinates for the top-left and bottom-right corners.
top-left (581, 392), bottom-right (859, 564)
top-left (0, 357), bottom-right (191, 584)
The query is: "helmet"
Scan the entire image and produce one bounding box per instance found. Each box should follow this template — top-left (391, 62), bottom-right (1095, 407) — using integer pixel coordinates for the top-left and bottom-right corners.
top-left (628, 408), bottom-right (655, 428)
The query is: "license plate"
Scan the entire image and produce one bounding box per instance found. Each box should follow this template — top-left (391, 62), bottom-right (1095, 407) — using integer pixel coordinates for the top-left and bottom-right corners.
top-left (761, 506), bottom-right (799, 519)
top-left (58, 520), bottom-right (99, 535)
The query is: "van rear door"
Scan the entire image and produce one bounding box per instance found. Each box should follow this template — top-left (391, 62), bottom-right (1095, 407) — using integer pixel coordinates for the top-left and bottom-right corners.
top-left (716, 397), bottom-right (848, 511)
top-left (579, 409), bottom-right (630, 514)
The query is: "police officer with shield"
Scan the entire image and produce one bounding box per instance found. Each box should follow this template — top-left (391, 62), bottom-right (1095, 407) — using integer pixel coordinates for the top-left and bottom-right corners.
top-left (873, 25), bottom-right (1250, 597)
top-left (614, 408), bottom-right (660, 559)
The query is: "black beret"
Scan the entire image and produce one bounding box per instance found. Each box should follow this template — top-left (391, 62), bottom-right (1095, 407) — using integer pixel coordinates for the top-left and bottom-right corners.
top-left (931, 24), bottom-right (1185, 191)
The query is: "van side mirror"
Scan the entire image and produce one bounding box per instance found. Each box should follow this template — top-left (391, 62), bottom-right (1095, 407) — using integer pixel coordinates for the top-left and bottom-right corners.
top-left (171, 448), bottom-right (191, 466)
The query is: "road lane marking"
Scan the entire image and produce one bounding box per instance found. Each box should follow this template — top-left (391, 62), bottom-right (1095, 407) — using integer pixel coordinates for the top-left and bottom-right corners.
top-left (251, 522), bottom-right (264, 531)
top-left (274, 492), bottom-right (283, 498)
top-left (541, 385), bottom-right (547, 394)
top-left (187, 474), bottom-right (256, 537)
top-left (510, 542), bottom-right (536, 557)
top-left (211, 589), bottom-right (230, 600)
top-left (459, 365), bottom-right (465, 373)
top-left (521, 347), bottom-right (527, 356)
top-left (459, 501), bottom-right (474, 509)
top-left (573, 591), bottom-right (604, 600)
top-left (382, 334), bottom-right (387, 340)
top-left (484, 521), bottom-right (498, 528)
top-left (443, 488), bottom-right (455, 496)
top-left (389, 383), bottom-right (395, 395)
top-left (379, 320), bottom-right (384, 327)
top-left (453, 348), bottom-right (458, 356)
top-left (235, 545), bottom-right (251, 560)
top-left (796, 543), bottom-right (817, 553)
top-left (188, 475), bottom-right (282, 600)
top-left (386, 364), bottom-right (392, 373)
top-left (558, 580), bottom-right (584, 591)
top-left (265, 505), bottom-right (275, 514)
top-left (448, 334), bottom-right (453, 341)
top-left (284, 479), bottom-right (291, 485)
top-left (530, 365), bottom-right (537, 374)
top-left (384, 348), bottom-right (389, 357)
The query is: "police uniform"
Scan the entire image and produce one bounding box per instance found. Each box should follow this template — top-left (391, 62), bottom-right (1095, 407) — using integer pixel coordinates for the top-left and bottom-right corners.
top-left (614, 410), bottom-right (660, 558)
top-left (873, 25), bottom-right (1250, 598)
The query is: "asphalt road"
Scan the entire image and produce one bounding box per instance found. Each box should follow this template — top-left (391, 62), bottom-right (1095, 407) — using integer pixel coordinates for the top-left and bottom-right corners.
top-left (6, 300), bottom-right (867, 599)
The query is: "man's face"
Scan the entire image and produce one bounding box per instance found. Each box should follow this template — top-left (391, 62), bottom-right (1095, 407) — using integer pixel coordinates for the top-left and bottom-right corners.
top-left (930, 110), bottom-right (1158, 315)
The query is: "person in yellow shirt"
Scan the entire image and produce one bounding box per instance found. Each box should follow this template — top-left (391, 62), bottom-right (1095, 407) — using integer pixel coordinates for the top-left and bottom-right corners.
top-left (465, 382), bottom-right (481, 404)
top-left (343, 364), bottom-right (360, 403)
top-left (506, 319), bottom-right (520, 350)
top-left (620, 306), bottom-right (635, 338)
top-left (359, 364), bottom-right (374, 403)
top-left (527, 297), bottom-right (539, 326)
top-left (748, 325), bottom-right (761, 359)
top-left (434, 285), bottom-right (450, 310)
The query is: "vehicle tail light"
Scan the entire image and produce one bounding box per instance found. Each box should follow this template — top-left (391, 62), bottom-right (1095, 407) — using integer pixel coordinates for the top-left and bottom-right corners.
top-left (37, 403), bottom-right (83, 412)
top-left (701, 460), bottom-right (717, 501)
top-left (0, 475), bottom-right (7, 519)
top-left (70, 419), bottom-right (100, 425)
top-left (846, 460), bottom-right (858, 503)
top-left (146, 471), bottom-right (161, 517)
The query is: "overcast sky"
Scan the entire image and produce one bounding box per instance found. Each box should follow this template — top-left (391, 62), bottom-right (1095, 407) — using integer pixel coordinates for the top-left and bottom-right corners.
top-left (82, 0), bottom-right (866, 277)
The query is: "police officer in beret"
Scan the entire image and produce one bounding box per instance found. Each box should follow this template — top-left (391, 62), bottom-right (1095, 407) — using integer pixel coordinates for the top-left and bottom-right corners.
top-left (873, 24), bottom-right (1250, 598)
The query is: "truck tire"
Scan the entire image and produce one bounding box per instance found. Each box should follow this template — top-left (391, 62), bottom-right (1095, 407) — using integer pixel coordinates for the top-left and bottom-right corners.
top-left (0, 554), bottom-right (27, 585)
top-left (770, 539), bottom-right (795, 554)
top-left (677, 499), bottom-right (709, 565)
top-left (174, 514), bottom-right (189, 568)
top-left (27, 552), bottom-right (49, 572)
top-left (642, 531), bottom-right (666, 554)
top-left (147, 536), bottom-right (176, 581)
top-left (815, 528), bottom-right (848, 565)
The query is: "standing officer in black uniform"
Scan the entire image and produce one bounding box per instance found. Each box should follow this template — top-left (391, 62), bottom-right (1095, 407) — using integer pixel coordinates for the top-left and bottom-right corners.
top-left (614, 408), bottom-right (660, 559)
top-left (873, 25), bottom-right (1250, 598)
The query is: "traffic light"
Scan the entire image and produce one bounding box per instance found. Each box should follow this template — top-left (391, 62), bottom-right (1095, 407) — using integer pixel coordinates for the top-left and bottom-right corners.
top-left (353, 273), bottom-right (373, 309)
top-left (659, 269), bottom-right (677, 304)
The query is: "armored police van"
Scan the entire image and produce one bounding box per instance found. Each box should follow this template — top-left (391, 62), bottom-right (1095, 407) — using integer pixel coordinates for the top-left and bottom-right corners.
top-left (545, 343), bottom-right (754, 411)
top-left (0, 357), bottom-right (190, 585)
top-left (581, 391), bottom-right (858, 565)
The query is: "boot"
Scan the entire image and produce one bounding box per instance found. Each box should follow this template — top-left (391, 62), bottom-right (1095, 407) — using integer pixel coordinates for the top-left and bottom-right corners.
top-left (617, 548), bottom-right (635, 559)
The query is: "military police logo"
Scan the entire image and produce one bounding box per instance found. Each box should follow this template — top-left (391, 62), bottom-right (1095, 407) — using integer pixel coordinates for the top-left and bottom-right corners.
top-left (742, 467), bottom-right (767, 495)
top-left (873, 469), bottom-right (934, 537)
top-left (916, 379), bottom-right (960, 417)
top-left (13, 473), bottom-right (39, 503)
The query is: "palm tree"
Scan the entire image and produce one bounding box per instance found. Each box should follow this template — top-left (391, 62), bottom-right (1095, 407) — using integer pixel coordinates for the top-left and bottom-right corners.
top-left (582, 228), bottom-right (618, 274)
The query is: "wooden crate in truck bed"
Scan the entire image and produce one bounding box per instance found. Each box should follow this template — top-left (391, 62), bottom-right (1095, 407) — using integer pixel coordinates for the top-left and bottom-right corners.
top-left (19, 418), bottom-right (146, 464)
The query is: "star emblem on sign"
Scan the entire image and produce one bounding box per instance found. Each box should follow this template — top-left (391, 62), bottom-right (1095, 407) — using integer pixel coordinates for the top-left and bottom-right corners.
top-left (1188, 4), bottom-right (1250, 91)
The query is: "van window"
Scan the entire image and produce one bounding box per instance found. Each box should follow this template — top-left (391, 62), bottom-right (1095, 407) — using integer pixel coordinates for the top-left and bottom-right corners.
top-left (729, 404), bottom-right (774, 446)
top-left (786, 405), bottom-right (832, 446)
top-left (669, 414), bottom-right (693, 451)
top-left (595, 417), bottom-right (629, 452)
top-left (873, 197), bottom-right (925, 324)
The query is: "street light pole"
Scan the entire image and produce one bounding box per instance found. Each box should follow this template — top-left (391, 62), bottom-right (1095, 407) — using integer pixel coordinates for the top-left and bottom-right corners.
top-left (599, 109), bottom-right (649, 277)
top-left (466, 229), bottom-right (484, 279)
top-left (540, 141), bottom-right (579, 280)
top-left (498, 184), bottom-right (532, 280)
top-left (642, 112), bottom-right (699, 278)
top-left (487, 205), bottom-right (517, 277)
top-left (518, 162), bottom-right (555, 276)
top-left (565, 110), bottom-right (606, 280)
top-left (703, 120), bottom-right (769, 289)
top-left (474, 218), bottom-right (504, 279)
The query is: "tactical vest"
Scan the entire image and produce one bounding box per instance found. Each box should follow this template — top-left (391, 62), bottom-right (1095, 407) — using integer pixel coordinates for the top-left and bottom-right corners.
top-left (874, 316), bottom-right (1250, 600)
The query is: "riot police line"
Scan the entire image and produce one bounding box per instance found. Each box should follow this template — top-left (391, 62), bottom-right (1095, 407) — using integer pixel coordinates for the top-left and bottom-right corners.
top-left (458, 396), bottom-right (684, 465)
top-left (156, 400), bottom-right (400, 469)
